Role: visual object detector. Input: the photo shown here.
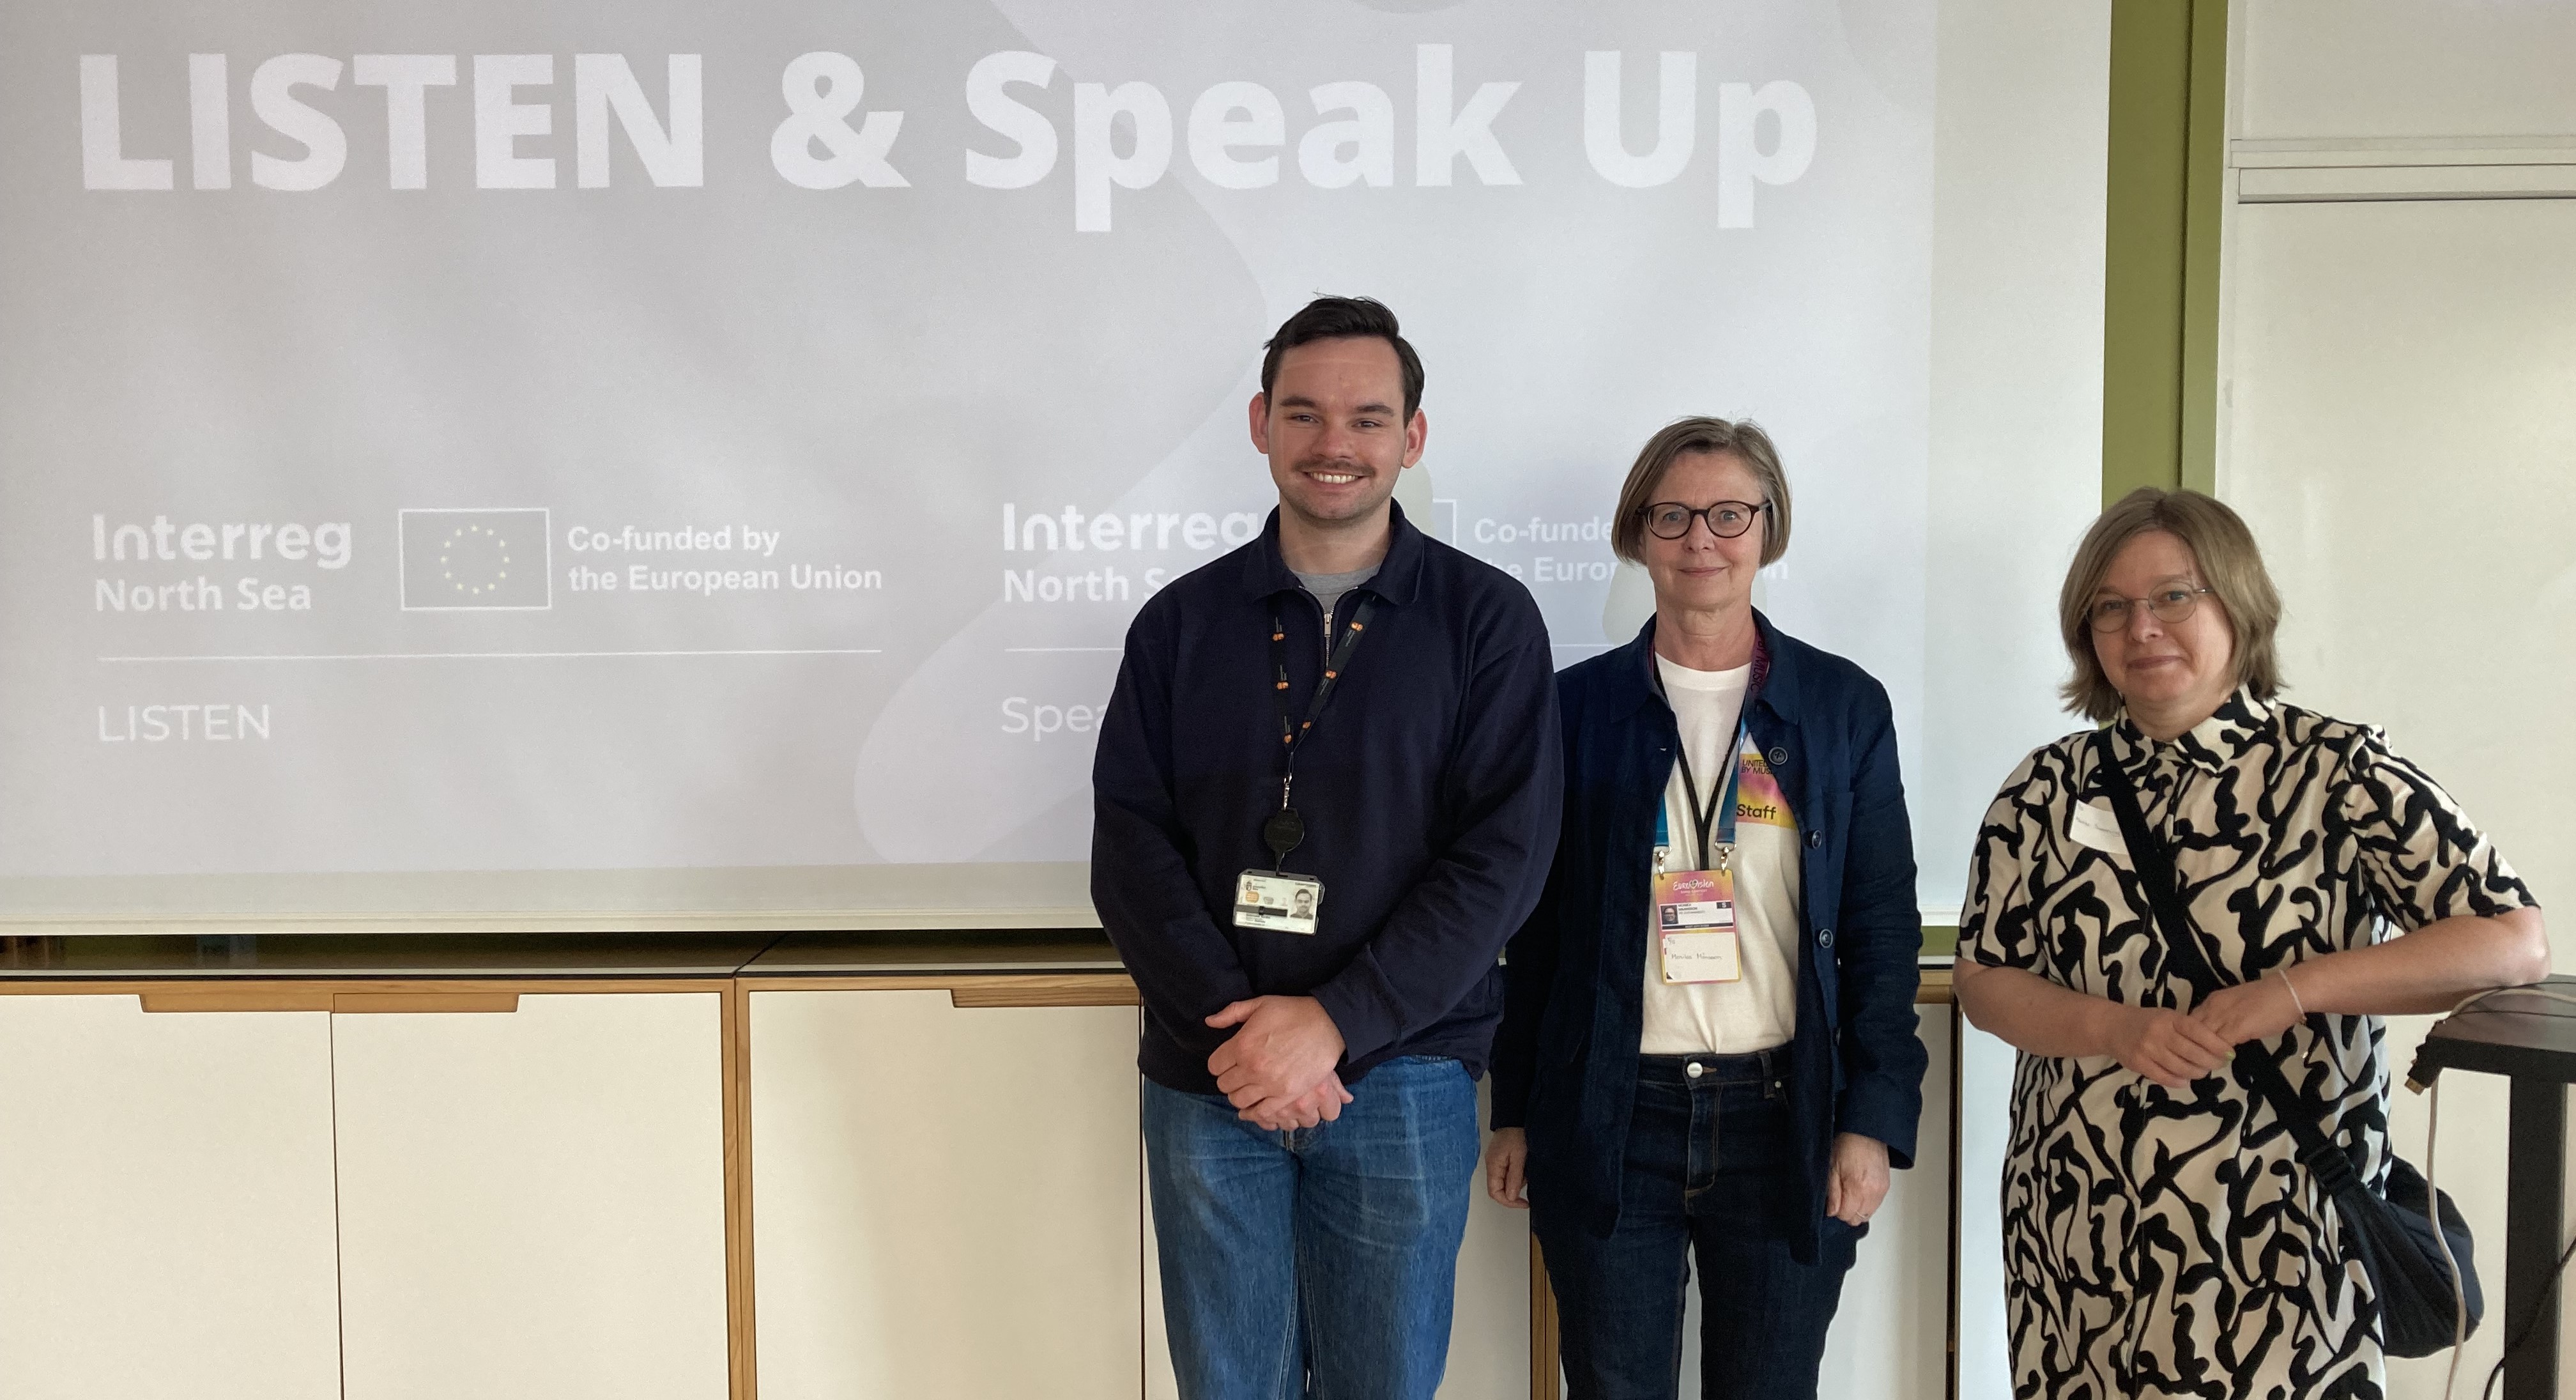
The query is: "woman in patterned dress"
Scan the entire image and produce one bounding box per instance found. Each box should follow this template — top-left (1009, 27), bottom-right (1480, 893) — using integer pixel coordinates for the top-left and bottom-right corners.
top-left (1954, 488), bottom-right (2549, 1399)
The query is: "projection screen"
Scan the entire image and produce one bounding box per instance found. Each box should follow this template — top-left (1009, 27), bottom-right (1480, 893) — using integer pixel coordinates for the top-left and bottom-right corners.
top-left (0, 0), bottom-right (2094, 932)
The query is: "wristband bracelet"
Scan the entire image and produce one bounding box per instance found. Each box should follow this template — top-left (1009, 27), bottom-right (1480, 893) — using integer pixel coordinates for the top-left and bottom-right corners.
top-left (2278, 968), bottom-right (2309, 1019)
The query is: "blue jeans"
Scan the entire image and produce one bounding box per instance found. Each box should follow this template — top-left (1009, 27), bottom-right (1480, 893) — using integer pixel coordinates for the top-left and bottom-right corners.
top-left (1532, 1050), bottom-right (1857, 1400)
top-left (1142, 1055), bottom-right (1480, 1400)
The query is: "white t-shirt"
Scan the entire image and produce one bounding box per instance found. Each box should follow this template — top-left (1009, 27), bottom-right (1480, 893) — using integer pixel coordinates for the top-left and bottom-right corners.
top-left (1639, 655), bottom-right (1803, 1056)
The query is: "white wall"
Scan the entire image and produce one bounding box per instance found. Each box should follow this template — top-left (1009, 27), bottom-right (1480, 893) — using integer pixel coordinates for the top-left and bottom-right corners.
top-left (2239, 0), bottom-right (2576, 141)
top-left (1928, 2), bottom-right (2112, 1394)
top-left (2225, 6), bottom-right (2576, 1395)
top-left (1920, 0), bottom-right (2115, 917)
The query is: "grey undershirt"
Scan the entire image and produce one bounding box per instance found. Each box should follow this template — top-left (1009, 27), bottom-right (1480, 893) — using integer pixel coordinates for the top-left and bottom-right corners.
top-left (1294, 565), bottom-right (1380, 635)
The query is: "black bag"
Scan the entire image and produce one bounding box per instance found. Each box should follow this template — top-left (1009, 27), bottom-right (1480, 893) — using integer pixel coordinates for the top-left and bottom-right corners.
top-left (2092, 732), bottom-right (2481, 1358)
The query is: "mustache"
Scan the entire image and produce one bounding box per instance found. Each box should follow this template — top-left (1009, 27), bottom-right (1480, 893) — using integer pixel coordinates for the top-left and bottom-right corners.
top-left (1293, 455), bottom-right (1370, 475)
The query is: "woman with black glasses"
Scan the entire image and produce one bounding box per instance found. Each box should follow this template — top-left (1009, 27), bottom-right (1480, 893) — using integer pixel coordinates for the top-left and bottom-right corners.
top-left (1486, 416), bottom-right (1926, 1399)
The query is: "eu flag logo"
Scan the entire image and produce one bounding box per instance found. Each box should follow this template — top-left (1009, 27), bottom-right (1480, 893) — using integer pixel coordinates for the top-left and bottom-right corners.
top-left (399, 508), bottom-right (552, 610)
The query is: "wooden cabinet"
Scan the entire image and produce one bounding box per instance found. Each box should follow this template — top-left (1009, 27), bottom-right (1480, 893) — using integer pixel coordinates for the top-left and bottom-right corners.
top-left (0, 969), bottom-right (1954, 1400)
top-left (747, 987), bottom-right (1147, 1399)
top-left (0, 994), bottom-right (342, 1400)
top-left (331, 990), bottom-right (732, 1400)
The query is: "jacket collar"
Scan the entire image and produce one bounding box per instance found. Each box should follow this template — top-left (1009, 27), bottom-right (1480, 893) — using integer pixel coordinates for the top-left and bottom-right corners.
top-left (1607, 608), bottom-right (1800, 723)
top-left (1237, 499), bottom-right (1427, 606)
top-left (2106, 686), bottom-right (2274, 777)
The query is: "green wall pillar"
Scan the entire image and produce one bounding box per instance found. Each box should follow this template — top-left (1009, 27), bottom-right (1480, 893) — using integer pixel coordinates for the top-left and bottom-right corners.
top-left (2102, 0), bottom-right (2227, 504)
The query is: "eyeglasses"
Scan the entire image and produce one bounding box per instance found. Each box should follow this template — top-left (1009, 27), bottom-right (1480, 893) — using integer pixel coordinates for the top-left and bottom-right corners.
top-left (2088, 585), bottom-right (2215, 633)
top-left (1639, 500), bottom-right (1770, 541)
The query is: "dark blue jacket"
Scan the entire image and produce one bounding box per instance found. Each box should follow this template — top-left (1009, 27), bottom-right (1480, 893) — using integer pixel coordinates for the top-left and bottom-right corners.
top-left (1491, 612), bottom-right (1924, 1261)
top-left (1091, 503), bottom-right (1563, 1095)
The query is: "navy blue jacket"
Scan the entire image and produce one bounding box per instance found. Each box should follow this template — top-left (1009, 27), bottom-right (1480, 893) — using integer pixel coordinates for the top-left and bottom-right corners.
top-left (1491, 612), bottom-right (1924, 1261)
top-left (1091, 503), bottom-right (1563, 1095)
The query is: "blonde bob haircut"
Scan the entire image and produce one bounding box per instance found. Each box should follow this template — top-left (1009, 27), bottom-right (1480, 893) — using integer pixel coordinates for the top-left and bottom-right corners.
top-left (1610, 417), bottom-right (1792, 567)
top-left (2059, 487), bottom-right (2285, 721)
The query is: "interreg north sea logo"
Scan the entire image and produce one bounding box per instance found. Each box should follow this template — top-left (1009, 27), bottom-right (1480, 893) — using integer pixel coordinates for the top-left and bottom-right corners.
top-left (397, 509), bottom-right (552, 611)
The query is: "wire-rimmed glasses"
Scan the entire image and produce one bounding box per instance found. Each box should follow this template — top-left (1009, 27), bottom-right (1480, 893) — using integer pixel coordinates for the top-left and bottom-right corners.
top-left (2087, 585), bottom-right (2214, 633)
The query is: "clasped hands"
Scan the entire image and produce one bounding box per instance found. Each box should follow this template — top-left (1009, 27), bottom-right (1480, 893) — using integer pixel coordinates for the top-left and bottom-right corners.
top-left (2107, 972), bottom-right (2309, 1090)
top-left (1206, 994), bottom-right (1352, 1130)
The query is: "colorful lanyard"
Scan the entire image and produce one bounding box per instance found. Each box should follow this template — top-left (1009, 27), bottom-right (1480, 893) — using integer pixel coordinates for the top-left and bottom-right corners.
top-left (1654, 722), bottom-right (1751, 872)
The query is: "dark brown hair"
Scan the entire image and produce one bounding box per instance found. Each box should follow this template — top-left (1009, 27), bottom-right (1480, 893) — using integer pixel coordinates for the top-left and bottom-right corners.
top-left (1259, 296), bottom-right (1425, 422)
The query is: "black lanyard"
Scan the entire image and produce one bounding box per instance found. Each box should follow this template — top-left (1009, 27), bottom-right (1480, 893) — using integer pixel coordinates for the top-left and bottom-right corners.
top-left (1647, 647), bottom-right (1763, 873)
top-left (1664, 722), bottom-right (1749, 872)
top-left (1261, 594), bottom-right (1377, 868)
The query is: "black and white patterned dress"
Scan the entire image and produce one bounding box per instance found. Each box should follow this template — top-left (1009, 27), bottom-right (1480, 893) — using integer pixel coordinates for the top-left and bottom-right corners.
top-left (1960, 690), bottom-right (2535, 1399)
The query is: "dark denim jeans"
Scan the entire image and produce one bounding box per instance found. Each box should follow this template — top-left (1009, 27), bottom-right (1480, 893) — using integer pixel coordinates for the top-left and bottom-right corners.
top-left (1142, 1054), bottom-right (1480, 1400)
top-left (1533, 1050), bottom-right (1857, 1400)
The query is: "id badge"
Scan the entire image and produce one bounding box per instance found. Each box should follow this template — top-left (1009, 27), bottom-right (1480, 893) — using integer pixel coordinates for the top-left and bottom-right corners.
top-left (1654, 866), bottom-right (1740, 984)
top-left (1234, 870), bottom-right (1323, 935)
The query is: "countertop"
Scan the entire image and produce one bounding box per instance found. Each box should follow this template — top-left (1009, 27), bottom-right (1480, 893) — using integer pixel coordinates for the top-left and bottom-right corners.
top-left (0, 930), bottom-right (1956, 997)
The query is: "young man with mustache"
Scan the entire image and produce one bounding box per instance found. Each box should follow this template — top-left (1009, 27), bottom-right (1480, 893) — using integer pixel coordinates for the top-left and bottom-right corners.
top-left (1091, 296), bottom-right (1562, 1398)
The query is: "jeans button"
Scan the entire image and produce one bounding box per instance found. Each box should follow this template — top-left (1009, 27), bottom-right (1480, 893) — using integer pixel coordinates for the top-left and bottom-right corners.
top-left (1818, 928), bottom-right (1835, 948)
top-left (1685, 1061), bottom-right (1704, 1079)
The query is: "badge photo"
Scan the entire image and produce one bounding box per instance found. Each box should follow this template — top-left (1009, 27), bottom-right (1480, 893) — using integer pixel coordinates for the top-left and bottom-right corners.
top-left (1234, 870), bottom-right (1323, 935)
top-left (1653, 868), bottom-right (1735, 932)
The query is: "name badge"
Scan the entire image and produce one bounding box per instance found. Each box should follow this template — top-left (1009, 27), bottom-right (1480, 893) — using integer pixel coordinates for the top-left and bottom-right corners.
top-left (2068, 800), bottom-right (2128, 858)
top-left (1234, 870), bottom-right (1323, 935)
top-left (1654, 866), bottom-right (1741, 983)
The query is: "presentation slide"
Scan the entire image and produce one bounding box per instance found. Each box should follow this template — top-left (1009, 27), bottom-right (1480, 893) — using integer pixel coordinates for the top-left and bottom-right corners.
top-left (0, 0), bottom-right (1936, 929)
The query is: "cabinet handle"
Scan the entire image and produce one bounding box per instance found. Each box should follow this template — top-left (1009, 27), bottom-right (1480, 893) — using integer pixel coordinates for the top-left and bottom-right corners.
top-left (949, 976), bottom-right (1141, 1009)
top-left (139, 989), bottom-right (335, 1013)
top-left (331, 993), bottom-right (520, 1014)
top-left (137, 990), bottom-right (524, 1013)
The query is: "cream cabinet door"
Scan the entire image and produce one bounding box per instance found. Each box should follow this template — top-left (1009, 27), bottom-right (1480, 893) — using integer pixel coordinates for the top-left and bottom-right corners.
top-left (749, 989), bottom-right (1145, 1399)
top-left (1445, 1075), bottom-right (1533, 1398)
top-left (1819, 1012), bottom-right (1953, 1400)
top-left (331, 991), bottom-right (731, 1400)
top-left (1660, 1015), bottom-right (1954, 1400)
top-left (0, 994), bottom-right (342, 1400)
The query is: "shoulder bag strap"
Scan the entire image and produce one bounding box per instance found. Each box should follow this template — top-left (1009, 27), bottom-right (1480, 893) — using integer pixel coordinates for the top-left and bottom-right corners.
top-left (2089, 732), bottom-right (2361, 1192)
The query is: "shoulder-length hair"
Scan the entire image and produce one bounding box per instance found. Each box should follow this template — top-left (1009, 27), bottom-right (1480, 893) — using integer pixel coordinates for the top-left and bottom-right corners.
top-left (1609, 417), bottom-right (1793, 567)
top-left (2058, 487), bottom-right (2285, 721)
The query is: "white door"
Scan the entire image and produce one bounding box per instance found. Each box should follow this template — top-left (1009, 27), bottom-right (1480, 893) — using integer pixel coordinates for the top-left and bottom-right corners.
top-left (749, 988), bottom-right (1146, 1399)
top-left (0, 993), bottom-right (342, 1400)
top-left (331, 991), bottom-right (732, 1400)
top-left (2225, 196), bottom-right (2576, 1400)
